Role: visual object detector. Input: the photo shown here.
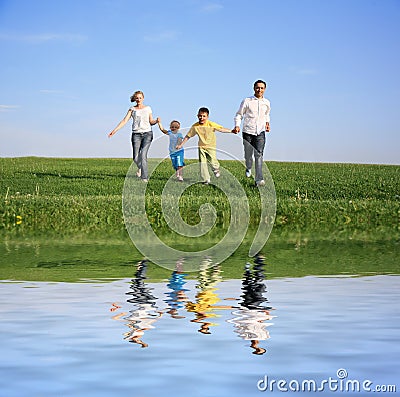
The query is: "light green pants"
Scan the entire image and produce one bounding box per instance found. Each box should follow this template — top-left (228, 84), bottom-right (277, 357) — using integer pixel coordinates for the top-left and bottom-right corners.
top-left (198, 147), bottom-right (219, 182)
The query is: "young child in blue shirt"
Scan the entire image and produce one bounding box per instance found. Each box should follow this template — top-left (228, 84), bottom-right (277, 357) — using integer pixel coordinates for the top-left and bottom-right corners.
top-left (158, 119), bottom-right (185, 181)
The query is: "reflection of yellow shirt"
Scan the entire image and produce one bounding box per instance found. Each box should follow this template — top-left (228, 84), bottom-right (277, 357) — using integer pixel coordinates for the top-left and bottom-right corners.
top-left (187, 120), bottom-right (224, 148)
top-left (185, 288), bottom-right (220, 318)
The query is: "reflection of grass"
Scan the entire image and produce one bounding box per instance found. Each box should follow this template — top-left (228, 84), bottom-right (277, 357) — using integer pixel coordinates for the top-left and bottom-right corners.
top-left (1, 232), bottom-right (399, 282)
top-left (0, 157), bottom-right (399, 237)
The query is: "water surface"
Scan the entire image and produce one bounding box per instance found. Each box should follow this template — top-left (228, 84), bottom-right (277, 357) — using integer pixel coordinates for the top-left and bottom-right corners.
top-left (1, 264), bottom-right (399, 396)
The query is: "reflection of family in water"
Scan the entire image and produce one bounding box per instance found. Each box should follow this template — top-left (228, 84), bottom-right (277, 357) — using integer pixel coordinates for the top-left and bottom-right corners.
top-left (163, 258), bottom-right (189, 319)
top-left (110, 255), bottom-right (275, 353)
top-left (185, 257), bottom-right (230, 335)
top-left (111, 260), bottom-right (163, 348)
top-left (228, 255), bottom-right (275, 355)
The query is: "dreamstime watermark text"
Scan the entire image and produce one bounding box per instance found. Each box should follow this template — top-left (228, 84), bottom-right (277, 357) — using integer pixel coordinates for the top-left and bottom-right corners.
top-left (257, 369), bottom-right (397, 393)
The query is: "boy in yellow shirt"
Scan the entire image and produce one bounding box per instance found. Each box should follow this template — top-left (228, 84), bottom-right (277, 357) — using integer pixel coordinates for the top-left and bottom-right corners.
top-left (176, 107), bottom-right (236, 184)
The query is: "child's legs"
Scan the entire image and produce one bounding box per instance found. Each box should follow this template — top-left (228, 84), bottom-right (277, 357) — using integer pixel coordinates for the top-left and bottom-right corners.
top-left (198, 147), bottom-right (210, 182)
top-left (170, 153), bottom-right (179, 171)
top-left (175, 150), bottom-right (185, 172)
top-left (171, 150), bottom-right (185, 176)
top-left (206, 147), bottom-right (220, 172)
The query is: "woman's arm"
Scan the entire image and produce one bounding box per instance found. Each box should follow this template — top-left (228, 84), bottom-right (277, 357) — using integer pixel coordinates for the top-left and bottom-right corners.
top-left (149, 113), bottom-right (160, 126)
top-left (108, 109), bottom-right (132, 138)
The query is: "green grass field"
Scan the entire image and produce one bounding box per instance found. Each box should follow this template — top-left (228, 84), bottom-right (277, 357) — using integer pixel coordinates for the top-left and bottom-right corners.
top-left (1, 157), bottom-right (399, 281)
top-left (1, 157), bottom-right (399, 238)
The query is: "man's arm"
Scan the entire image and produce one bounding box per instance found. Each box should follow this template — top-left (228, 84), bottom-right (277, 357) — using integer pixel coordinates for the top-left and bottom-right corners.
top-left (265, 99), bottom-right (271, 132)
top-left (234, 98), bottom-right (247, 132)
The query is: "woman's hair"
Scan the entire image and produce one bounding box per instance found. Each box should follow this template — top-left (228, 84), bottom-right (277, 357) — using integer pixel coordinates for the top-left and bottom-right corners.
top-left (130, 90), bottom-right (144, 102)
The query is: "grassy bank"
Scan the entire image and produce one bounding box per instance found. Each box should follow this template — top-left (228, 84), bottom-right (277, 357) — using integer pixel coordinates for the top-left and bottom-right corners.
top-left (1, 233), bottom-right (399, 282)
top-left (0, 157), bottom-right (399, 238)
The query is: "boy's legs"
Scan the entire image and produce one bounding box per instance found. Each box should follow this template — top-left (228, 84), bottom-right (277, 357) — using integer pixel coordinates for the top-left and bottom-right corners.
top-left (170, 153), bottom-right (178, 172)
top-left (171, 150), bottom-right (185, 180)
top-left (206, 147), bottom-right (220, 176)
top-left (176, 150), bottom-right (185, 178)
top-left (170, 153), bottom-right (183, 179)
top-left (198, 147), bottom-right (211, 182)
top-left (176, 166), bottom-right (183, 179)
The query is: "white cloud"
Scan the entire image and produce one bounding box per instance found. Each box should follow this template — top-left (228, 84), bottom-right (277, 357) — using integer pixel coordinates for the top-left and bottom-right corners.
top-left (143, 30), bottom-right (178, 43)
top-left (40, 89), bottom-right (64, 94)
top-left (0, 33), bottom-right (88, 44)
top-left (0, 105), bottom-right (19, 112)
top-left (201, 2), bottom-right (223, 12)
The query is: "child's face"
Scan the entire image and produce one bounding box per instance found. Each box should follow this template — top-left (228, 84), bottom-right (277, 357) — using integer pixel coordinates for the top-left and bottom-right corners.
top-left (197, 112), bottom-right (208, 124)
top-left (170, 122), bottom-right (180, 132)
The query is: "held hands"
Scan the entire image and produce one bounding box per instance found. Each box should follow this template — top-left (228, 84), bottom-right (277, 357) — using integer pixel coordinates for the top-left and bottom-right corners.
top-left (176, 136), bottom-right (188, 149)
top-left (151, 117), bottom-right (160, 126)
top-left (232, 126), bottom-right (240, 134)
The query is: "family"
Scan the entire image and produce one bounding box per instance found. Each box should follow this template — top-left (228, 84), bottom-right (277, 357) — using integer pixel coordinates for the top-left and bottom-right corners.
top-left (108, 80), bottom-right (271, 187)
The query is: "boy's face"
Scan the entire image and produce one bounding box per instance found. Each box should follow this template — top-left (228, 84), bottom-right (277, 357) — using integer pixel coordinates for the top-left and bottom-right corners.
top-left (197, 112), bottom-right (208, 124)
top-left (170, 122), bottom-right (180, 132)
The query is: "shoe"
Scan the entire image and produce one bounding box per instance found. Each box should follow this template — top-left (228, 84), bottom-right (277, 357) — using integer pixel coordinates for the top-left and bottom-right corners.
top-left (202, 180), bottom-right (210, 185)
top-left (256, 180), bottom-right (265, 187)
top-left (142, 178), bottom-right (148, 183)
top-left (214, 169), bottom-right (220, 178)
top-left (177, 176), bottom-right (183, 182)
top-left (136, 169), bottom-right (142, 178)
top-left (245, 169), bottom-right (252, 178)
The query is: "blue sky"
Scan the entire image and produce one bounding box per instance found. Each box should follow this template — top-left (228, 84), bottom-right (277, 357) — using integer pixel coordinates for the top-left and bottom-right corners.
top-left (0, 0), bottom-right (399, 164)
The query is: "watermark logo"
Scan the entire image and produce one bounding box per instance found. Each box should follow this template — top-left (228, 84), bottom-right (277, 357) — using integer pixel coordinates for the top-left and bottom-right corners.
top-left (122, 139), bottom-right (276, 272)
top-left (257, 368), bottom-right (397, 393)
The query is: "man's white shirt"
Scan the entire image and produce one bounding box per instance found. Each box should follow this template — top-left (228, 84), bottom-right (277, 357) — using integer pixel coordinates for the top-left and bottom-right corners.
top-left (234, 96), bottom-right (271, 135)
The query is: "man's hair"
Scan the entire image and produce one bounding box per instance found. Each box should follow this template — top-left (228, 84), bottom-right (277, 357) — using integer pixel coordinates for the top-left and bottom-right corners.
top-left (253, 80), bottom-right (267, 89)
top-left (198, 107), bottom-right (209, 115)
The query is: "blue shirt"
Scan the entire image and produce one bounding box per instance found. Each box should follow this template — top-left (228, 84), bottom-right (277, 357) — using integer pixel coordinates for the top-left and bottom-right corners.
top-left (168, 130), bottom-right (184, 154)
